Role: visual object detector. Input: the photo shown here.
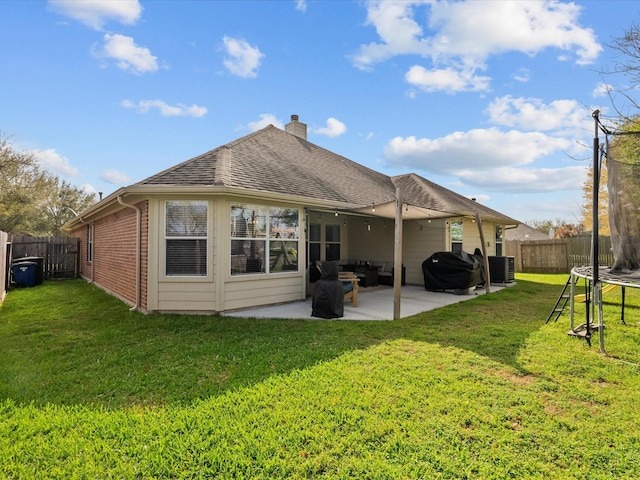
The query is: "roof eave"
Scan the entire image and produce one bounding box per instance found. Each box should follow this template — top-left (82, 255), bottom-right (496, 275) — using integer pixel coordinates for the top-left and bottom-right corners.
top-left (62, 184), bottom-right (364, 230)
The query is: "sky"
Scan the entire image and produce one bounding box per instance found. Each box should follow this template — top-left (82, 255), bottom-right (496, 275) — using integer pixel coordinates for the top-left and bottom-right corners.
top-left (2, 0), bottom-right (639, 224)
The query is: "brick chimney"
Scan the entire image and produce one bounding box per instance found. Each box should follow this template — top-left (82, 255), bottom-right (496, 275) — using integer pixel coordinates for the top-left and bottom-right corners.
top-left (285, 114), bottom-right (307, 140)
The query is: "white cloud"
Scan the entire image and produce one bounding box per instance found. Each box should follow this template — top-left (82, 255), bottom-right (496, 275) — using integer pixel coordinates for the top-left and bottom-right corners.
top-left (49, 0), bottom-right (142, 30)
top-left (350, 1), bottom-right (430, 70)
top-left (93, 33), bottom-right (158, 75)
top-left (248, 114), bottom-right (283, 131)
top-left (122, 99), bottom-right (207, 117)
top-left (222, 36), bottom-right (264, 78)
top-left (352, 0), bottom-right (601, 93)
top-left (295, 0), bottom-right (307, 12)
top-left (101, 169), bottom-right (132, 185)
top-left (383, 94), bottom-right (596, 193)
top-left (456, 165), bottom-right (587, 193)
top-left (592, 82), bottom-right (613, 98)
top-left (486, 95), bottom-right (592, 138)
top-left (382, 126), bottom-right (586, 193)
top-left (31, 148), bottom-right (79, 177)
top-left (385, 128), bottom-right (569, 173)
top-left (512, 68), bottom-right (531, 83)
top-left (80, 183), bottom-right (97, 196)
top-left (405, 65), bottom-right (490, 93)
top-left (425, 0), bottom-right (601, 65)
top-left (314, 118), bottom-right (347, 138)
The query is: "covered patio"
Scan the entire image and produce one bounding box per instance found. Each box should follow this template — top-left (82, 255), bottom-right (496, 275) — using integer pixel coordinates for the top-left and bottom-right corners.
top-left (224, 284), bottom-right (507, 320)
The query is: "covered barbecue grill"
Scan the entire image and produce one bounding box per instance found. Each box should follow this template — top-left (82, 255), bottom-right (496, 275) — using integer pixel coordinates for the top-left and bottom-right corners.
top-left (422, 251), bottom-right (484, 294)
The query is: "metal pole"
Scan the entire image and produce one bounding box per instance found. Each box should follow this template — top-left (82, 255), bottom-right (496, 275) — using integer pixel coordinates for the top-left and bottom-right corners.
top-left (591, 110), bottom-right (601, 348)
top-left (393, 186), bottom-right (403, 320)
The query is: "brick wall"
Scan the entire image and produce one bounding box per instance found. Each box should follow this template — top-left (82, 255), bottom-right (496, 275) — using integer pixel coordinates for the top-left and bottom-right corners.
top-left (69, 200), bottom-right (148, 309)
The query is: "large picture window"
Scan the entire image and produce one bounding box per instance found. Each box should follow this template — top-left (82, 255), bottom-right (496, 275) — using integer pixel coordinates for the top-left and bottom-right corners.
top-left (165, 201), bottom-right (207, 276)
top-left (231, 204), bottom-right (299, 275)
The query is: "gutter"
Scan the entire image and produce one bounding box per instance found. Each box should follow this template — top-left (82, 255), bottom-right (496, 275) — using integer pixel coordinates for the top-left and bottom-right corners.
top-left (117, 195), bottom-right (141, 312)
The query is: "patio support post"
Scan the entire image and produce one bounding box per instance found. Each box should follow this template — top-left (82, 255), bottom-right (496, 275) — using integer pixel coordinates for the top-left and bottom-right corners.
top-left (475, 212), bottom-right (491, 294)
top-left (394, 186), bottom-right (403, 320)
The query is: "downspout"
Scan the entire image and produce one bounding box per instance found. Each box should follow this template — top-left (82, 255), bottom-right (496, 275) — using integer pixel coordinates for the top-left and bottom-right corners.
top-left (117, 195), bottom-right (141, 312)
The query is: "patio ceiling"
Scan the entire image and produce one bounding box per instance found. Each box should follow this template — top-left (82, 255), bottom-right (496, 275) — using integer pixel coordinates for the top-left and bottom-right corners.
top-left (350, 201), bottom-right (459, 221)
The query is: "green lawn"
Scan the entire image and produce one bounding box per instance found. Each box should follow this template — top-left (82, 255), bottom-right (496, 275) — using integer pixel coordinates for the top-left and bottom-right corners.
top-left (1, 275), bottom-right (639, 479)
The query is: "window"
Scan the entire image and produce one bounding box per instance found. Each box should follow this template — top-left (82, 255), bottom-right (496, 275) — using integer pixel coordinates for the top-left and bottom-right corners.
top-left (86, 224), bottom-right (94, 262)
top-left (231, 204), bottom-right (299, 275)
top-left (451, 220), bottom-right (463, 252)
top-left (308, 223), bottom-right (321, 267)
top-left (325, 224), bottom-right (341, 261)
top-left (165, 201), bottom-right (207, 276)
top-left (495, 225), bottom-right (503, 256)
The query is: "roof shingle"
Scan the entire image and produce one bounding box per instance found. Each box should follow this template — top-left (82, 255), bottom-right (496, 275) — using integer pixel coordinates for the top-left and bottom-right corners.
top-left (137, 124), bottom-right (518, 224)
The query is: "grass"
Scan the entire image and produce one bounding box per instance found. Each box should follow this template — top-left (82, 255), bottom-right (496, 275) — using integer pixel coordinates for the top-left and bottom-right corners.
top-left (0, 275), bottom-right (639, 478)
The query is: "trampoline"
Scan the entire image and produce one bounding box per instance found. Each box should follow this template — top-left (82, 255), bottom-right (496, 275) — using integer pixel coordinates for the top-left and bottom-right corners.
top-left (567, 266), bottom-right (640, 354)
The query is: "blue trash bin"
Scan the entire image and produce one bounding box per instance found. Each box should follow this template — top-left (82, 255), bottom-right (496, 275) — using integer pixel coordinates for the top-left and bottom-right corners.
top-left (13, 256), bottom-right (44, 285)
top-left (11, 262), bottom-right (37, 287)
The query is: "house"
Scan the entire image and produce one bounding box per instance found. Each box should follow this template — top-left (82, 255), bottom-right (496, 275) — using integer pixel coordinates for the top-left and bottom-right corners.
top-left (504, 223), bottom-right (550, 241)
top-left (64, 115), bottom-right (519, 314)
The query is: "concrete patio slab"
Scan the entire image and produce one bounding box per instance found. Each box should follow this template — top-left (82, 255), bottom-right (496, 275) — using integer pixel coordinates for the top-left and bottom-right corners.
top-left (223, 284), bottom-right (508, 321)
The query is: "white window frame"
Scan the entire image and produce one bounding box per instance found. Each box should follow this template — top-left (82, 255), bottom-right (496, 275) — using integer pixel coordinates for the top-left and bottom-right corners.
top-left (450, 219), bottom-right (463, 252)
top-left (231, 204), bottom-right (300, 275)
top-left (86, 224), bottom-right (94, 262)
top-left (165, 200), bottom-right (208, 277)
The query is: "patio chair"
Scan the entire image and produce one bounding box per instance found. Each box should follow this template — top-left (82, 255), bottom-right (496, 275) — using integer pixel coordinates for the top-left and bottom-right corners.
top-left (339, 271), bottom-right (359, 307)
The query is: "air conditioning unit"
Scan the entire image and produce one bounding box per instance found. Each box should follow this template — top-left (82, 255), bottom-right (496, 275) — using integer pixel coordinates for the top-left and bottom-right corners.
top-left (488, 256), bottom-right (515, 283)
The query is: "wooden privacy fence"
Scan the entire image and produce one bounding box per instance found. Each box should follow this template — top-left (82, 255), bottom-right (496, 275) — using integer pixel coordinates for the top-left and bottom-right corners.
top-left (505, 236), bottom-right (614, 274)
top-left (9, 236), bottom-right (80, 280)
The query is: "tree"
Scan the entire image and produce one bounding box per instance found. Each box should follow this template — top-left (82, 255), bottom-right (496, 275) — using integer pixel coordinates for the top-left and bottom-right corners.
top-left (598, 25), bottom-right (640, 270)
top-left (526, 218), bottom-right (584, 238)
top-left (580, 162), bottom-right (610, 236)
top-left (0, 133), bottom-right (95, 236)
top-left (606, 116), bottom-right (640, 270)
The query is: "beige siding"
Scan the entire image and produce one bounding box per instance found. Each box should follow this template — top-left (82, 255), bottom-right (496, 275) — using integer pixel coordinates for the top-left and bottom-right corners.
top-left (459, 218), bottom-right (499, 256)
top-left (345, 216), bottom-right (395, 263)
top-left (403, 219), bottom-right (447, 285)
top-left (345, 217), bottom-right (448, 285)
top-left (146, 196), bottom-right (217, 313)
top-left (224, 275), bottom-right (306, 311)
top-left (148, 196), bottom-right (306, 313)
top-left (157, 281), bottom-right (217, 312)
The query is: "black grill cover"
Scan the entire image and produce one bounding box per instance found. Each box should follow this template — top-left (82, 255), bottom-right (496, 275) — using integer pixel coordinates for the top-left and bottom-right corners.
top-left (311, 261), bottom-right (344, 318)
top-left (422, 251), bottom-right (483, 291)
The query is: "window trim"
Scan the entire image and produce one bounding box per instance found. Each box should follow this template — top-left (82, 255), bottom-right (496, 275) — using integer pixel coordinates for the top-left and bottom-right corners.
top-left (230, 204), bottom-right (300, 276)
top-left (164, 200), bottom-right (209, 278)
top-left (450, 219), bottom-right (463, 252)
top-left (86, 224), bottom-right (94, 262)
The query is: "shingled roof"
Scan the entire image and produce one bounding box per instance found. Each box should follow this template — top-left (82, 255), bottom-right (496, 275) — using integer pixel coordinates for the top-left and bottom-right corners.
top-left (135, 123), bottom-right (518, 224)
top-left (138, 124), bottom-right (395, 208)
top-left (391, 174), bottom-right (519, 223)
top-left (61, 122), bottom-right (508, 229)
